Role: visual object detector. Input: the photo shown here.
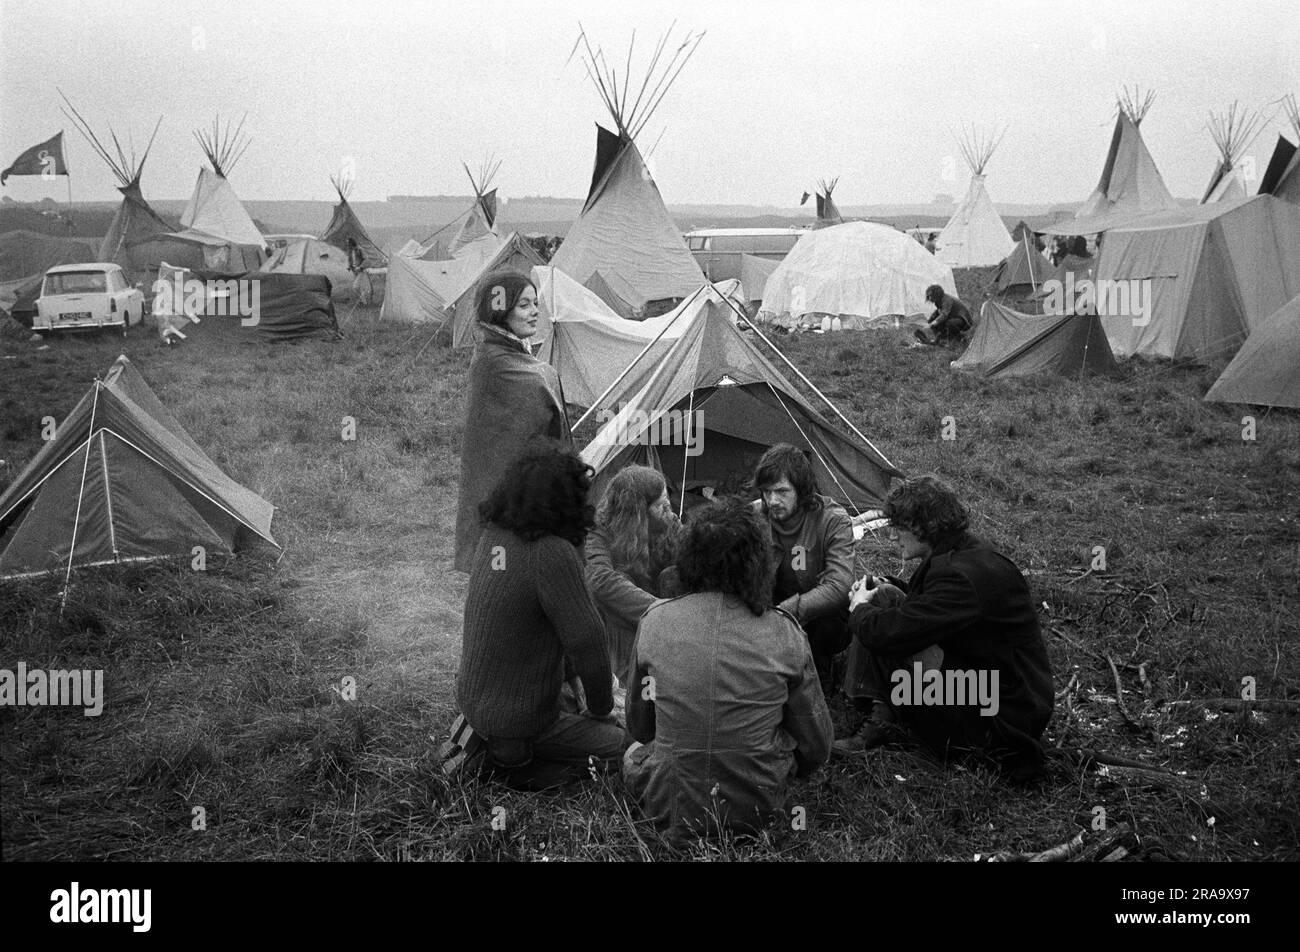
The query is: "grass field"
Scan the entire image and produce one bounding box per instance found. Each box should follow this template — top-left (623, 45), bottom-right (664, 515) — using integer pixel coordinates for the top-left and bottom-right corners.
top-left (2, 280), bottom-right (1297, 862)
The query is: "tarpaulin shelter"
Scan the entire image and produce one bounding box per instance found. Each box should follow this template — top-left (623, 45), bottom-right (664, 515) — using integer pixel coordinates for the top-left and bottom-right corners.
top-left (182, 272), bottom-right (341, 344)
top-left (952, 301), bottom-right (1119, 378)
top-left (0, 355), bottom-right (278, 579)
top-left (759, 221), bottom-right (956, 328)
top-left (1204, 294), bottom-right (1300, 408)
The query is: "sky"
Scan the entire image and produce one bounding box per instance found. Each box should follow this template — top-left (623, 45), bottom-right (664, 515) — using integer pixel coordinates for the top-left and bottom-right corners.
top-left (1, 0), bottom-right (1297, 208)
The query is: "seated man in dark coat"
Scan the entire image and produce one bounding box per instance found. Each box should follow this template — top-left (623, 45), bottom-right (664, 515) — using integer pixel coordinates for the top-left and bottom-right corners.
top-left (750, 443), bottom-right (855, 694)
top-left (915, 285), bottom-right (974, 347)
top-left (835, 476), bottom-right (1053, 781)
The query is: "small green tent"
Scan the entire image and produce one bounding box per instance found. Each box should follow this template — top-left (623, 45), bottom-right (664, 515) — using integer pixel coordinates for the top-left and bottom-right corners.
top-left (952, 301), bottom-right (1119, 378)
top-left (0, 355), bottom-right (278, 578)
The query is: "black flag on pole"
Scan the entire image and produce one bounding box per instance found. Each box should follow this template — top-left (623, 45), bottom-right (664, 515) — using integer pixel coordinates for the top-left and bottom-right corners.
top-left (1, 131), bottom-right (69, 185)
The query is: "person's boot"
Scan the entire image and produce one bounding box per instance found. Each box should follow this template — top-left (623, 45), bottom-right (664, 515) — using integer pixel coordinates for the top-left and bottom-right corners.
top-left (832, 702), bottom-right (902, 757)
top-left (438, 713), bottom-right (486, 778)
top-left (913, 329), bottom-right (935, 346)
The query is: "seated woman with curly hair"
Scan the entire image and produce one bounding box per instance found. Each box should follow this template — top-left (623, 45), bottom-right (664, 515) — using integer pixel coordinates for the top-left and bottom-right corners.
top-left (624, 501), bottom-right (833, 843)
top-left (445, 439), bottom-right (627, 790)
top-left (835, 475), bottom-right (1054, 782)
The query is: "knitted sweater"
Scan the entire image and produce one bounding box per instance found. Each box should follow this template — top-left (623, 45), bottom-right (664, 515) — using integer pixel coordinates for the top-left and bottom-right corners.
top-left (456, 525), bottom-right (613, 738)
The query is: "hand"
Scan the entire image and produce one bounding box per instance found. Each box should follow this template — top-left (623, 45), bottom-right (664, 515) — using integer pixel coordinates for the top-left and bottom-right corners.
top-left (848, 574), bottom-right (875, 611)
top-left (566, 676), bottom-right (589, 715)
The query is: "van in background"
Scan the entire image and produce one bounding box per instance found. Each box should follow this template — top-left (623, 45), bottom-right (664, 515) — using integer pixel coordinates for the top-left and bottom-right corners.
top-left (684, 227), bottom-right (807, 282)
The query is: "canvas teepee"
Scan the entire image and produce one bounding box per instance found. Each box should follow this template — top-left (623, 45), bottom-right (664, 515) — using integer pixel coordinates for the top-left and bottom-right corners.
top-left (58, 93), bottom-right (201, 276)
top-left (1201, 103), bottom-right (1263, 204)
top-left (1258, 94), bottom-right (1300, 204)
top-left (1044, 88), bottom-right (1180, 236)
top-left (321, 174), bottom-right (386, 266)
top-left (935, 126), bottom-right (1014, 267)
top-left (801, 178), bottom-right (844, 228)
top-left (548, 25), bottom-right (705, 311)
top-left (170, 116), bottom-right (266, 272)
top-left (450, 157), bottom-right (502, 254)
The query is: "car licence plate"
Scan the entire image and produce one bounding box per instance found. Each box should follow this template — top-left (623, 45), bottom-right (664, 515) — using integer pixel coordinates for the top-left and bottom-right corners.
top-left (61, 312), bottom-right (93, 321)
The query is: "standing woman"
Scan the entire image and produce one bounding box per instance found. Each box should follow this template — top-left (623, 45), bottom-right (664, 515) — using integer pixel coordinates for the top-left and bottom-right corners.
top-left (453, 270), bottom-right (569, 572)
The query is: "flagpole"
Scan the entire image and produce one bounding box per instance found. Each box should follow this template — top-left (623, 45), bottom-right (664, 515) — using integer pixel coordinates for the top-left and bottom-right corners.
top-left (65, 173), bottom-right (74, 233)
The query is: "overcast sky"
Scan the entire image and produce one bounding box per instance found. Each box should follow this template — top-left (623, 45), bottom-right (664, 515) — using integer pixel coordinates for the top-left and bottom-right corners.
top-left (2, 0), bottom-right (1297, 208)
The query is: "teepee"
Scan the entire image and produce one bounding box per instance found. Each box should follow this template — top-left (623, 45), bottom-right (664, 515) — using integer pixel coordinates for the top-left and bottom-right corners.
top-left (450, 157), bottom-right (502, 254)
top-left (321, 174), bottom-right (386, 266)
top-left (548, 25), bottom-right (705, 312)
top-left (171, 116), bottom-right (266, 272)
top-left (935, 126), bottom-right (1014, 267)
top-left (1044, 88), bottom-right (1179, 236)
top-left (59, 93), bottom-right (198, 276)
top-left (801, 178), bottom-right (844, 228)
top-left (1259, 94), bottom-right (1300, 204)
top-left (1202, 103), bottom-right (1263, 204)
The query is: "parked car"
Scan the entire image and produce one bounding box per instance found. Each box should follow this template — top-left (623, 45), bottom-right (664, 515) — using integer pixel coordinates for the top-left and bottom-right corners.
top-left (34, 263), bottom-right (144, 334)
top-left (683, 228), bottom-right (807, 282)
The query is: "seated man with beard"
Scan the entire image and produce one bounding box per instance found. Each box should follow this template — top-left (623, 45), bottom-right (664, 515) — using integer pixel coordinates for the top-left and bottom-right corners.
top-left (751, 443), bottom-right (855, 694)
top-left (585, 465), bottom-right (682, 691)
top-left (624, 501), bottom-right (833, 843)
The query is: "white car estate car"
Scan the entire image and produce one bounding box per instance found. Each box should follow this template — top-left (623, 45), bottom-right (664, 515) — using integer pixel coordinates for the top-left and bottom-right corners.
top-left (34, 263), bottom-right (145, 334)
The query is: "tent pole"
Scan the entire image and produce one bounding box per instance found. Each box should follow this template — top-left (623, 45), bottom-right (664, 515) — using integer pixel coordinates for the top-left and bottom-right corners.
top-left (571, 283), bottom-right (708, 431)
top-left (59, 382), bottom-right (100, 616)
top-left (714, 293), bottom-right (898, 469)
top-left (678, 389), bottom-right (694, 514)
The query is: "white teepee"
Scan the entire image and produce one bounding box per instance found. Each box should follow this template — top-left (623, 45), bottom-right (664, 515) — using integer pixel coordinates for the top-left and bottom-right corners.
top-left (934, 126), bottom-right (1014, 267)
top-left (171, 116), bottom-right (265, 271)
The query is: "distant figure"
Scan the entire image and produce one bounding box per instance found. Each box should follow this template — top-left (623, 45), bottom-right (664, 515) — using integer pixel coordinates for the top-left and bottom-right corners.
top-left (1050, 236), bottom-right (1068, 266)
top-left (915, 285), bottom-right (973, 347)
top-left (1069, 235), bottom-right (1090, 258)
top-left (346, 237), bottom-right (371, 305)
top-left (924, 233), bottom-right (937, 254)
top-left (624, 501), bottom-right (833, 843)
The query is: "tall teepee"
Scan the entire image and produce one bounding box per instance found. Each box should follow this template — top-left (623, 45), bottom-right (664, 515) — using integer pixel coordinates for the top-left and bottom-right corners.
top-left (450, 157), bottom-right (502, 253)
top-left (1045, 87), bottom-right (1179, 235)
top-left (321, 174), bottom-right (386, 266)
top-left (548, 24), bottom-right (705, 312)
top-left (935, 126), bottom-right (1014, 267)
top-left (59, 92), bottom-right (185, 274)
top-left (1201, 103), bottom-right (1263, 203)
top-left (171, 116), bottom-right (266, 271)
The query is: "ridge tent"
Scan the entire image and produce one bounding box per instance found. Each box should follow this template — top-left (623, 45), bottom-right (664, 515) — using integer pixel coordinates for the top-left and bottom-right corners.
top-left (167, 117), bottom-right (267, 273)
top-left (1094, 193), bottom-right (1300, 361)
top-left (536, 272), bottom-right (746, 408)
top-left (0, 354), bottom-right (277, 579)
top-left (1043, 89), bottom-right (1180, 237)
top-left (952, 301), bottom-right (1119, 378)
top-left (993, 231), bottom-right (1045, 296)
top-left (380, 233), bottom-right (502, 323)
top-left (261, 237), bottom-right (356, 301)
top-left (548, 27), bottom-right (705, 310)
top-left (759, 221), bottom-right (956, 329)
top-left (320, 175), bottom-right (387, 267)
top-left (1204, 294), bottom-right (1300, 408)
top-left (935, 127), bottom-right (1014, 267)
top-left (580, 296), bottom-right (903, 513)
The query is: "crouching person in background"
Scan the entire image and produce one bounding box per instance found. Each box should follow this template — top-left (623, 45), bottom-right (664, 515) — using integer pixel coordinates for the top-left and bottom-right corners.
top-left (835, 475), bottom-right (1053, 782)
top-left (443, 440), bottom-right (629, 790)
top-left (624, 502), bottom-right (833, 844)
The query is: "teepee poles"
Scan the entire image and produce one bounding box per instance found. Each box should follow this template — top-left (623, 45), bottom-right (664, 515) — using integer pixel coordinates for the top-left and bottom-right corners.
top-left (58, 89), bottom-right (162, 188)
top-left (194, 114), bottom-right (251, 177)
